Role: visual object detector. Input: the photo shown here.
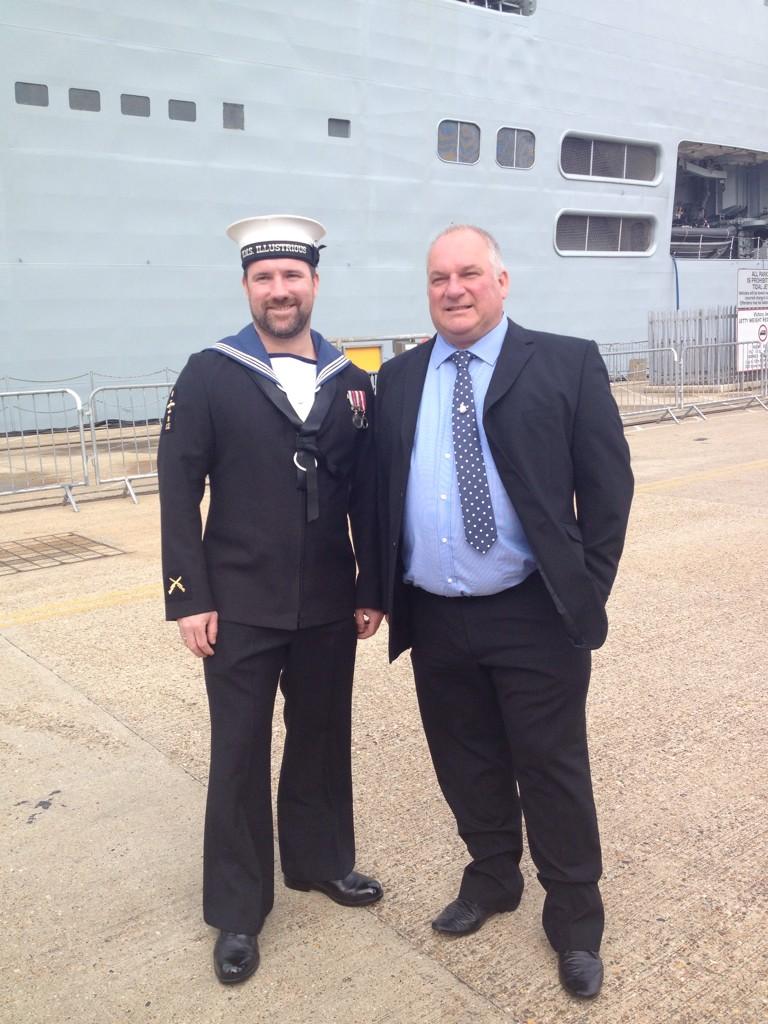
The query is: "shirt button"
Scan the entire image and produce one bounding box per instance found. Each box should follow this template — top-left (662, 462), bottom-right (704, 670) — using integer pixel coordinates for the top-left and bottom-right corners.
top-left (441, 537), bottom-right (447, 543)
top-left (447, 577), bottom-right (453, 583)
top-left (444, 453), bottom-right (451, 459)
top-left (440, 494), bottom-right (447, 501)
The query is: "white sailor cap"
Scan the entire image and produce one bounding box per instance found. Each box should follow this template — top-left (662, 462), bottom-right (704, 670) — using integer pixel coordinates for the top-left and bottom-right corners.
top-left (226, 214), bottom-right (326, 270)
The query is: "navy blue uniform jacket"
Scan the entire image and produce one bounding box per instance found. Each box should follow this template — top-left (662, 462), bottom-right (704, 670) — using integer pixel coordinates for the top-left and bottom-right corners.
top-left (158, 348), bottom-right (380, 628)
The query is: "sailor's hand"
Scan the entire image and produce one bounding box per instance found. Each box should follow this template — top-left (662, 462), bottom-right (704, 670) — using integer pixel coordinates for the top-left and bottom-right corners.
top-left (177, 611), bottom-right (219, 657)
top-left (354, 608), bottom-right (384, 639)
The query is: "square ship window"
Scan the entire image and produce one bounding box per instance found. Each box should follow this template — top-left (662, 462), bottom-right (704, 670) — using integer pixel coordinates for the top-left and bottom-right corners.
top-left (496, 127), bottom-right (535, 168)
top-left (69, 88), bottom-right (101, 112)
top-left (169, 99), bottom-right (196, 122)
top-left (121, 94), bottom-right (150, 117)
top-left (328, 118), bottom-right (351, 138)
top-left (438, 120), bottom-right (480, 164)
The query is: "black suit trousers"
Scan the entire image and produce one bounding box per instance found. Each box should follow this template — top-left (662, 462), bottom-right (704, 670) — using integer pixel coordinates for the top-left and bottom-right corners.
top-left (409, 571), bottom-right (604, 951)
top-left (201, 617), bottom-right (357, 935)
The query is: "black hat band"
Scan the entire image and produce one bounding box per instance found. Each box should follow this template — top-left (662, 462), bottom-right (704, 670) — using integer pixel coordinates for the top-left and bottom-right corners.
top-left (240, 240), bottom-right (322, 270)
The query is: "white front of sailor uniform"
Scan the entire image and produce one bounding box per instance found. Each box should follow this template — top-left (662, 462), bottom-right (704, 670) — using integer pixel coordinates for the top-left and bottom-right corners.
top-left (158, 330), bottom-right (379, 934)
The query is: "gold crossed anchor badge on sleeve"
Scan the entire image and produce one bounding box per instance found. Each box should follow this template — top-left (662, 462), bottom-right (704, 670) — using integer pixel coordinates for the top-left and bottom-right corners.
top-left (167, 576), bottom-right (186, 595)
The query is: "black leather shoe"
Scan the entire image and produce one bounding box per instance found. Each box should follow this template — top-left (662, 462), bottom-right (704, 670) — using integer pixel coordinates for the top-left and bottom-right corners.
top-left (431, 898), bottom-right (504, 936)
top-left (558, 950), bottom-right (603, 998)
top-left (213, 931), bottom-right (259, 985)
top-left (284, 869), bottom-right (383, 907)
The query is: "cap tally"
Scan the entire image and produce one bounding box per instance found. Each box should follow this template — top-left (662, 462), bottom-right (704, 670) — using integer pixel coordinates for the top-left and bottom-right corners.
top-left (226, 214), bottom-right (326, 270)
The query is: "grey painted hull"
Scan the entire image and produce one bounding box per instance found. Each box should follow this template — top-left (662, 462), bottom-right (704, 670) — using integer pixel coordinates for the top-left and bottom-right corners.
top-left (2, 0), bottom-right (768, 382)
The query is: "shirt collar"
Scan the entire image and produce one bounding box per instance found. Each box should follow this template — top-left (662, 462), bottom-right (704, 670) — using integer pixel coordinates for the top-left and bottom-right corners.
top-left (431, 315), bottom-right (508, 369)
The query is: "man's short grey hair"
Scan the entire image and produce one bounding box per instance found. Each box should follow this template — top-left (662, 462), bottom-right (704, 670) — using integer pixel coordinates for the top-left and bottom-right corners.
top-left (428, 225), bottom-right (506, 275)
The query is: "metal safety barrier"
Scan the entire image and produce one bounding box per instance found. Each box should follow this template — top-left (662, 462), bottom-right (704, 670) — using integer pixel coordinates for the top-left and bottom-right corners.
top-left (0, 389), bottom-right (89, 510)
top-left (637, 307), bottom-right (768, 422)
top-left (89, 384), bottom-right (173, 503)
top-left (608, 343), bottom-right (768, 425)
top-left (2, 327), bottom-right (766, 511)
top-left (598, 344), bottom-right (678, 419)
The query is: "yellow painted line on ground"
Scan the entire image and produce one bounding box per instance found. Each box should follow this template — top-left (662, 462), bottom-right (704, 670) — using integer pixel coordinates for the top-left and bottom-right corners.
top-left (636, 458), bottom-right (768, 494)
top-left (0, 582), bottom-right (158, 629)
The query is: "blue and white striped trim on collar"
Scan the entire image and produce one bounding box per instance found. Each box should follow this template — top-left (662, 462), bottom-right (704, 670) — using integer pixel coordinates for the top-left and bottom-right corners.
top-left (210, 341), bottom-right (282, 386)
top-left (315, 352), bottom-right (351, 389)
top-left (209, 324), bottom-right (351, 390)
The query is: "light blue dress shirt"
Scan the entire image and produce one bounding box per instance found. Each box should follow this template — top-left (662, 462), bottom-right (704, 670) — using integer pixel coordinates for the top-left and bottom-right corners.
top-left (402, 316), bottom-right (537, 597)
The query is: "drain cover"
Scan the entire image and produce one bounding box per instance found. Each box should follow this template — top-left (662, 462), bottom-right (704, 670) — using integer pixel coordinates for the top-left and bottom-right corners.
top-left (0, 533), bottom-right (124, 575)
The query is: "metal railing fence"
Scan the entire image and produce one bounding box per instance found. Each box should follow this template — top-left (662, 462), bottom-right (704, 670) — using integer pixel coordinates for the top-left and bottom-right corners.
top-left (0, 367), bottom-right (178, 396)
top-left (0, 389), bottom-right (89, 511)
top-left (600, 345), bottom-right (677, 417)
top-left (1, 323), bottom-right (766, 508)
top-left (641, 306), bottom-right (768, 421)
top-left (89, 384), bottom-right (173, 503)
top-left (669, 232), bottom-right (768, 261)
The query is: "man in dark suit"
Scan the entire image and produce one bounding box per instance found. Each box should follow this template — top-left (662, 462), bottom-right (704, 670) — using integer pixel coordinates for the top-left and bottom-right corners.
top-left (376, 225), bottom-right (633, 999)
top-left (158, 215), bottom-right (384, 986)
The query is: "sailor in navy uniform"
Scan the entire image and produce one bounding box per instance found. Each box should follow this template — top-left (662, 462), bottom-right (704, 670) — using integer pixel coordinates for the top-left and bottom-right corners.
top-left (158, 215), bottom-right (384, 985)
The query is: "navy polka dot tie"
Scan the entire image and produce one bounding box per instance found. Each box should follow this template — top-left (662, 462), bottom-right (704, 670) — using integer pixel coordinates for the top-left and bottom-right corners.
top-left (449, 350), bottom-right (497, 554)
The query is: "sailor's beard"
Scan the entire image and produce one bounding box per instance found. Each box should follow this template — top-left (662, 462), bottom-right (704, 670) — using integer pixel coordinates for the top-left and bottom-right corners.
top-left (252, 302), bottom-right (311, 340)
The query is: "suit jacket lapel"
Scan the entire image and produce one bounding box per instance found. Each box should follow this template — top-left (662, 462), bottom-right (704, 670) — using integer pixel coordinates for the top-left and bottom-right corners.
top-left (484, 319), bottom-right (535, 415)
top-left (400, 337), bottom-right (435, 451)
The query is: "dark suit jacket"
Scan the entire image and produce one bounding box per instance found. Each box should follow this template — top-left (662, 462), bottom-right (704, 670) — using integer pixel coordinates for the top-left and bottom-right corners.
top-left (376, 319), bottom-right (633, 660)
top-left (158, 349), bottom-right (380, 629)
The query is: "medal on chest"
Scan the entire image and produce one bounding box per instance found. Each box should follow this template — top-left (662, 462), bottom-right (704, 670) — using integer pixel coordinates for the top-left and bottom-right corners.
top-left (346, 389), bottom-right (368, 429)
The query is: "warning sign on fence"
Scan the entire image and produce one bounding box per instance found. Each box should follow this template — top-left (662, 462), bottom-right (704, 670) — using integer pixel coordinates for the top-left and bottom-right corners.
top-left (737, 269), bottom-right (768, 371)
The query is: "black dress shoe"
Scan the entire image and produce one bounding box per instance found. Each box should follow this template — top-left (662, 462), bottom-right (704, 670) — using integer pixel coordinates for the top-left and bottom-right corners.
top-left (284, 869), bottom-right (383, 907)
top-left (213, 931), bottom-right (259, 985)
top-left (431, 898), bottom-right (503, 936)
top-left (558, 950), bottom-right (603, 998)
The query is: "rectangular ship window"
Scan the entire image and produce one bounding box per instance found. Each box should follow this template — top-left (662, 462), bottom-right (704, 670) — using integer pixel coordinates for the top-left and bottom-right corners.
top-left (169, 99), bottom-right (196, 122)
top-left (438, 120), bottom-right (481, 164)
top-left (223, 103), bottom-right (245, 130)
top-left (561, 134), bottom-right (659, 183)
top-left (121, 94), bottom-right (150, 117)
top-left (15, 82), bottom-right (49, 107)
top-left (328, 118), bottom-right (351, 138)
top-left (69, 88), bottom-right (101, 112)
top-left (555, 213), bottom-right (654, 255)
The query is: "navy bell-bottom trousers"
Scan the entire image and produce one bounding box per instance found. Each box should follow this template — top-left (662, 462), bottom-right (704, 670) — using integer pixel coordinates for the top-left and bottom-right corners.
top-left (201, 616), bottom-right (357, 935)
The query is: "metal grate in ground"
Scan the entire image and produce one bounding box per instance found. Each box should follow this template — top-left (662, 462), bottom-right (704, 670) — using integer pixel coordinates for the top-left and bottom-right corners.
top-left (0, 534), bottom-right (124, 575)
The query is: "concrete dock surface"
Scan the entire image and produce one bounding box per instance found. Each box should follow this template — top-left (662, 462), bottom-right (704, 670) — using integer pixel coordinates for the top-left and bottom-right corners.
top-left (1, 408), bottom-right (767, 1024)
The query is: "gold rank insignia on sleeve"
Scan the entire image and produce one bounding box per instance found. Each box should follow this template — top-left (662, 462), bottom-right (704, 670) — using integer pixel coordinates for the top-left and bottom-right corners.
top-left (167, 575), bottom-right (186, 596)
top-left (163, 388), bottom-right (176, 432)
